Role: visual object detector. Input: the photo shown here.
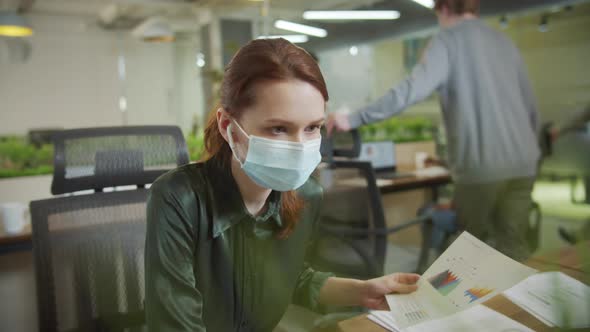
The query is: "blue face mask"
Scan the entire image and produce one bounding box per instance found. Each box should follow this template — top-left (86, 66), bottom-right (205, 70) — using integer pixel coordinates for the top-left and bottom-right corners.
top-left (227, 119), bottom-right (322, 192)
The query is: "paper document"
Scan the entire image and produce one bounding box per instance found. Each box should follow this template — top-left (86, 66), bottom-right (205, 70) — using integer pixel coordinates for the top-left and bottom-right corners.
top-left (504, 271), bottom-right (590, 328)
top-left (368, 305), bottom-right (534, 332)
top-left (368, 310), bottom-right (400, 332)
top-left (386, 232), bottom-right (537, 328)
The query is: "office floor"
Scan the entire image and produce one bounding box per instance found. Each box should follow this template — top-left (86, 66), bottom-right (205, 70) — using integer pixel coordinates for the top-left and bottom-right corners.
top-left (1, 180), bottom-right (588, 332)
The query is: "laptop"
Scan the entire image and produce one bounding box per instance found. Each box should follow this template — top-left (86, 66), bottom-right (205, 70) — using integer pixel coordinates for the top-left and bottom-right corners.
top-left (357, 141), bottom-right (414, 180)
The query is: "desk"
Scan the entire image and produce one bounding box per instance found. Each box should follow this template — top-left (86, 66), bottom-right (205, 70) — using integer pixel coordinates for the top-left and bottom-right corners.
top-left (376, 173), bottom-right (451, 199)
top-left (337, 242), bottom-right (589, 332)
top-left (0, 223), bottom-right (32, 253)
top-left (329, 170), bottom-right (451, 194)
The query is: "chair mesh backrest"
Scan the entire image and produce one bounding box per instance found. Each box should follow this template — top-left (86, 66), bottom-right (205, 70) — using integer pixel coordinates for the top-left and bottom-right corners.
top-left (31, 190), bottom-right (148, 332)
top-left (51, 126), bottom-right (189, 195)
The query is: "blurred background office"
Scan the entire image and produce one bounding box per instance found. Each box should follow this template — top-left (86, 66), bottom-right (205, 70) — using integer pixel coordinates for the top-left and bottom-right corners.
top-left (0, 0), bottom-right (589, 331)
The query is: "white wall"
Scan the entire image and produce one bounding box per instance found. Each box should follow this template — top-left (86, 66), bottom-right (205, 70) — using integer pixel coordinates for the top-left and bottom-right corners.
top-left (318, 45), bottom-right (375, 112)
top-left (488, 5), bottom-right (590, 123)
top-left (0, 13), bottom-right (205, 135)
top-left (0, 175), bottom-right (52, 205)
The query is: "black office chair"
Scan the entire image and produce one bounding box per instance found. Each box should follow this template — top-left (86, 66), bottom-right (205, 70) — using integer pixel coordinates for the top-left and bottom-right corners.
top-left (541, 125), bottom-right (590, 205)
top-left (30, 126), bottom-right (189, 332)
top-left (50, 126), bottom-right (189, 195)
top-left (311, 130), bottom-right (431, 279)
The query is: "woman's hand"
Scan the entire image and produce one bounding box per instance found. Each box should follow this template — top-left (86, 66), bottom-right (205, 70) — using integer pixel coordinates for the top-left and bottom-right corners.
top-left (360, 273), bottom-right (420, 310)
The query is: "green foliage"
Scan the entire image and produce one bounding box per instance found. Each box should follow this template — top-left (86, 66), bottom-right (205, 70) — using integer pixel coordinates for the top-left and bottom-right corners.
top-left (0, 132), bottom-right (207, 179)
top-left (186, 133), bottom-right (205, 162)
top-left (0, 165), bottom-right (53, 178)
top-left (0, 137), bottom-right (54, 178)
top-left (359, 116), bottom-right (435, 143)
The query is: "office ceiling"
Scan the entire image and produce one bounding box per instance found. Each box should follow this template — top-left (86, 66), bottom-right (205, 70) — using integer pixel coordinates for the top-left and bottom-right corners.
top-left (25, 0), bottom-right (588, 49)
top-left (302, 0), bottom-right (588, 50)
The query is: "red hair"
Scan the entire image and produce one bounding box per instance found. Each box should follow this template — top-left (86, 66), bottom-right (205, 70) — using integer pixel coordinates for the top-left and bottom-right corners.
top-left (435, 0), bottom-right (479, 15)
top-left (203, 38), bottom-right (329, 239)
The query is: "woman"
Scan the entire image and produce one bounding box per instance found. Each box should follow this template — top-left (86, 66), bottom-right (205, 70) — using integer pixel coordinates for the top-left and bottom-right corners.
top-left (145, 38), bottom-right (419, 331)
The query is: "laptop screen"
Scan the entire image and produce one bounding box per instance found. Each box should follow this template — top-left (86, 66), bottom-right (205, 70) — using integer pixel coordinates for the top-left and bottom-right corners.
top-left (358, 141), bottom-right (396, 171)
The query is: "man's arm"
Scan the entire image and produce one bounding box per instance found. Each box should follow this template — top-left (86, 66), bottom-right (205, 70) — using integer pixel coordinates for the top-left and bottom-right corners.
top-left (347, 36), bottom-right (450, 129)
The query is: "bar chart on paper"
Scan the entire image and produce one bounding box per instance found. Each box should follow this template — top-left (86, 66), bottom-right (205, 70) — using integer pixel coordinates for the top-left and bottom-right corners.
top-left (426, 255), bottom-right (499, 308)
top-left (428, 270), bottom-right (462, 296)
top-left (428, 270), bottom-right (496, 303)
top-left (464, 287), bottom-right (495, 303)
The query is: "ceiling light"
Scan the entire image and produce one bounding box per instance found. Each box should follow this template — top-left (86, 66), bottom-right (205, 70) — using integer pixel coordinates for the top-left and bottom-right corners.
top-left (0, 11), bottom-right (33, 37)
top-left (119, 96), bottom-right (127, 112)
top-left (196, 52), bottom-right (206, 68)
top-left (303, 10), bottom-right (400, 20)
top-left (274, 20), bottom-right (327, 38)
top-left (257, 34), bottom-right (309, 43)
top-left (410, 0), bottom-right (435, 9)
top-left (349, 46), bottom-right (359, 56)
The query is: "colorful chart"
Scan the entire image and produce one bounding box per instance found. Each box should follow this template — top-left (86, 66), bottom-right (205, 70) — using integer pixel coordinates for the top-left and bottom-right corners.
top-left (428, 270), bottom-right (462, 296)
top-left (464, 287), bottom-right (494, 303)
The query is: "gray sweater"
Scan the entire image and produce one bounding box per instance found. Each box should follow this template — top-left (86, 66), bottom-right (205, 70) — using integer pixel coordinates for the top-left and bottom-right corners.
top-left (349, 19), bottom-right (540, 184)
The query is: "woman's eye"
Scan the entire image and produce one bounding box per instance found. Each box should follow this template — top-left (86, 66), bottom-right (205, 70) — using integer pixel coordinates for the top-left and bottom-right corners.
top-left (270, 126), bottom-right (287, 134)
top-left (306, 125), bottom-right (323, 133)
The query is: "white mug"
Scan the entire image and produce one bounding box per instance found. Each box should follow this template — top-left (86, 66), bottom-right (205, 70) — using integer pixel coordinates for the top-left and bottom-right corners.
top-left (415, 152), bottom-right (429, 170)
top-left (0, 202), bottom-right (29, 235)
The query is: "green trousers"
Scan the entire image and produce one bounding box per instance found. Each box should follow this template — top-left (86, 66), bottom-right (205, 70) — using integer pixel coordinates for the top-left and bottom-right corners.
top-left (454, 177), bottom-right (536, 261)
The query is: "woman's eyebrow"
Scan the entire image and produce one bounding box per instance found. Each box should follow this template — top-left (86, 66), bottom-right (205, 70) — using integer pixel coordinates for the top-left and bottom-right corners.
top-left (264, 117), bottom-right (325, 125)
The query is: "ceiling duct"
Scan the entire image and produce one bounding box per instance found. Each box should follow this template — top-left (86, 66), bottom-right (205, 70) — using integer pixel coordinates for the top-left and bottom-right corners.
top-left (131, 16), bottom-right (175, 42)
top-left (98, 3), bottom-right (143, 30)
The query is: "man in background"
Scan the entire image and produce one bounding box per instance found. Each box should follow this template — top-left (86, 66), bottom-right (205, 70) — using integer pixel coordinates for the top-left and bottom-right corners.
top-left (327, 0), bottom-right (540, 260)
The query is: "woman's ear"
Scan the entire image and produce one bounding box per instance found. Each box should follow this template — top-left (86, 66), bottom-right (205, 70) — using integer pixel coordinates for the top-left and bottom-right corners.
top-left (217, 108), bottom-right (231, 143)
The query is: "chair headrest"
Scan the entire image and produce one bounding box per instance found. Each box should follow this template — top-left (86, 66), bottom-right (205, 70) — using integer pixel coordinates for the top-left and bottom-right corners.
top-left (51, 126), bottom-right (189, 195)
top-left (321, 129), bottom-right (362, 163)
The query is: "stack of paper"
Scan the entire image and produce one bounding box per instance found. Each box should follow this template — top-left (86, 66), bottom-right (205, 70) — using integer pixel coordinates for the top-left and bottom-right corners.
top-left (386, 232), bottom-right (537, 329)
top-left (504, 271), bottom-right (590, 329)
top-left (368, 310), bottom-right (400, 332)
top-left (368, 305), bottom-right (535, 332)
